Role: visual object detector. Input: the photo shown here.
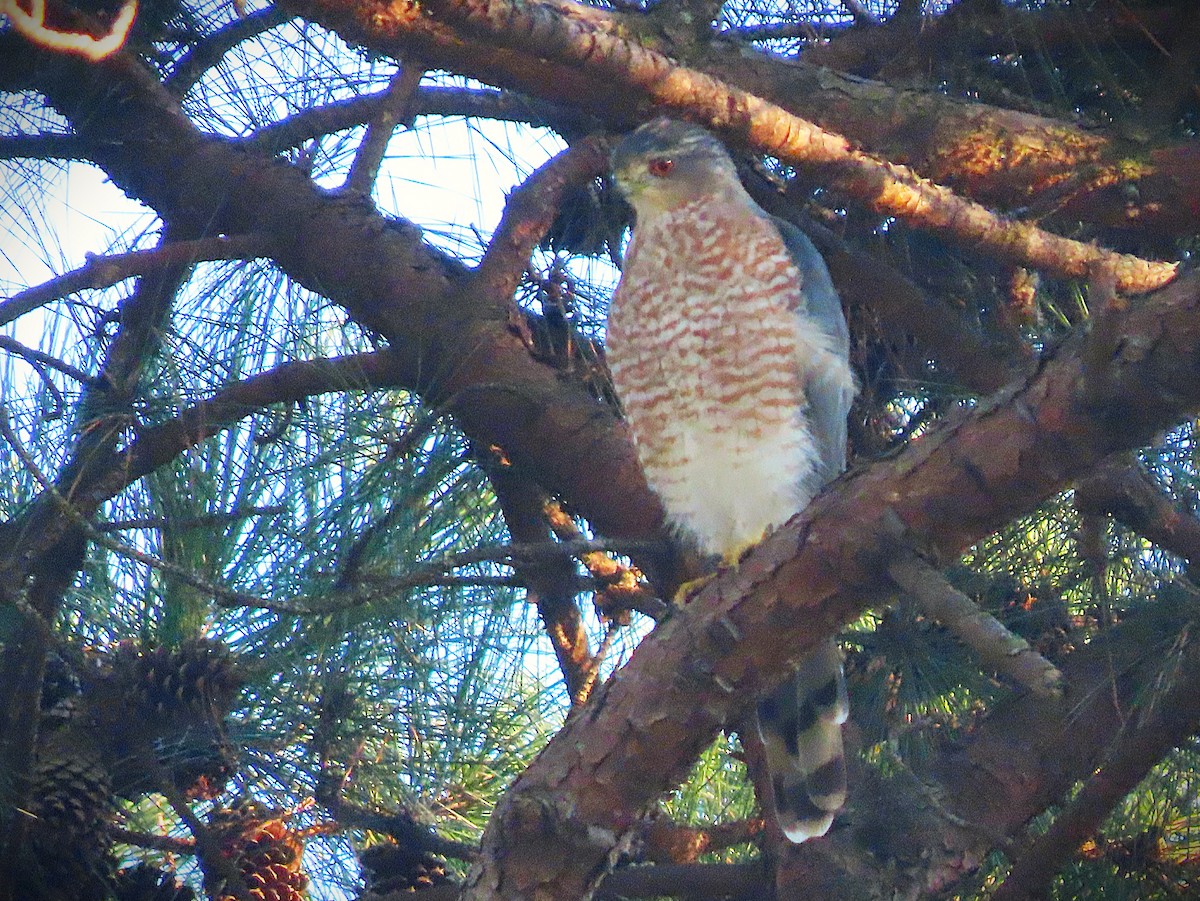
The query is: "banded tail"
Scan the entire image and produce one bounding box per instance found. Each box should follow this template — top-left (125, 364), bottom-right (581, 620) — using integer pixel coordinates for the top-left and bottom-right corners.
top-left (756, 638), bottom-right (848, 843)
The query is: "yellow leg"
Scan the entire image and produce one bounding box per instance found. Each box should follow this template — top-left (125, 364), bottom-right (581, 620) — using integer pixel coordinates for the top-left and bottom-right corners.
top-left (672, 572), bottom-right (716, 606)
top-left (671, 535), bottom-right (765, 606)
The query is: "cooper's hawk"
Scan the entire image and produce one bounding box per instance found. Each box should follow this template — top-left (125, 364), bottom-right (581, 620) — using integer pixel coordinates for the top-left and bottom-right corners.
top-left (607, 118), bottom-right (856, 842)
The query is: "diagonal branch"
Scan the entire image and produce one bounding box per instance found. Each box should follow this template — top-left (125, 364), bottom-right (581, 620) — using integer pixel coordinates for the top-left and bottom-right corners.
top-left (343, 63), bottom-right (425, 195)
top-left (417, 0), bottom-right (1174, 293)
top-left (888, 552), bottom-right (1063, 697)
top-left (1075, 456), bottom-right (1200, 575)
top-left (473, 135), bottom-right (610, 300)
top-left (461, 269), bottom-right (1200, 898)
top-left (0, 233), bottom-right (272, 328)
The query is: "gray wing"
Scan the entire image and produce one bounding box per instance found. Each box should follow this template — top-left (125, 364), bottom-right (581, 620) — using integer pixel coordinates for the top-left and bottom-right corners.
top-left (773, 216), bottom-right (853, 488)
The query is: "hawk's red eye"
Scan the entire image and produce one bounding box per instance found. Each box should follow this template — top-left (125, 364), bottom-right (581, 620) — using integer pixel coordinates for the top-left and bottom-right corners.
top-left (648, 157), bottom-right (674, 177)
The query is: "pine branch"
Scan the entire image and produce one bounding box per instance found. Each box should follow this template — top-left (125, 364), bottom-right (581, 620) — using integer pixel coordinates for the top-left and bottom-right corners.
top-left (473, 135), bottom-right (611, 301)
top-left (247, 86), bottom-right (589, 155)
top-left (0, 334), bottom-right (93, 384)
top-left (418, 0), bottom-right (1175, 292)
top-left (343, 63), bottom-right (426, 195)
top-left (888, 552), bottom-right (1064, 697)
top-left (1075, 456), bottom-right (1200, 576)
top-left (485, 454), bottom-right (594, 701)
top-left (460, 268), bottom-right (1200, 898)
top-left (0, 133), bottom-right (88, 161)
top-left (165, 6), bottom-right (292, 96)
top-left (0, 233), bottom-right (271, 328)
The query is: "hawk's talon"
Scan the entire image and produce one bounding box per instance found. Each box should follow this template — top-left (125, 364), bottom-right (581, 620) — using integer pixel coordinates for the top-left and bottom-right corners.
top-left (672, 573), bottom-right (716, 606)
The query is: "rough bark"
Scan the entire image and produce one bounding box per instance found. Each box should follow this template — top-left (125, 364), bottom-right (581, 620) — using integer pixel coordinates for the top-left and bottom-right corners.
top-left (278, 0), bottom-right (1200, 241)
top-left (458, 271), bottom-right (1200, 898)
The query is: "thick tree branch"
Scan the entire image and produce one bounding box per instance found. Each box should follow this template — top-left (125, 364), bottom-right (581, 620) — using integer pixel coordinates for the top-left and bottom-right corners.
top-left (461, 270), bottom-right (1200, 898)
top-left (416, 0), bottom-right (1175, 293)
top-left (279, 0), bottom-right (1200, 240)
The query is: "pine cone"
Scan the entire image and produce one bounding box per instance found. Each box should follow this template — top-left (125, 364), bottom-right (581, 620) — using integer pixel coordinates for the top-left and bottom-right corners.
top-left (360, 842), bottom-right (452, 894)
top-left (29, 749), bottom-right (115, 864)
top-left (112, 864), bottom-right (197, 901)
top-left (210, 806), bottom-right (309, 901)
top-left (41, 648), bottom-right (83, 726)
top-left (19, 744), bottom-right (117, 899)
top-left (112, 638), bottom-right (242, 721)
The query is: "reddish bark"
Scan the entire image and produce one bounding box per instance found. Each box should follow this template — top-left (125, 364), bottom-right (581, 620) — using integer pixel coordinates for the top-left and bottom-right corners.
top-left (461, 270), bottom-right (1200, 898)
top-left (276, 0), bottom-right (1200, 241)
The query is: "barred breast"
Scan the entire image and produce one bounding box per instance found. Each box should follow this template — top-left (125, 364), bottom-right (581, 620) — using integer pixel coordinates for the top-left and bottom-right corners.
top-left (607, 199), bottom-right (828, 557)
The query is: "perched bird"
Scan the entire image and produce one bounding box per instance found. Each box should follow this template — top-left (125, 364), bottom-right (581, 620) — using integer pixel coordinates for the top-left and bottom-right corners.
top-left (607, 118), bottom-right (856, 842)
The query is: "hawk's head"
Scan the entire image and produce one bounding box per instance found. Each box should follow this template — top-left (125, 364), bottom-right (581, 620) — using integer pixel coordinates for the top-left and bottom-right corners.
top-left (611, 118), bottom-right (741, 219)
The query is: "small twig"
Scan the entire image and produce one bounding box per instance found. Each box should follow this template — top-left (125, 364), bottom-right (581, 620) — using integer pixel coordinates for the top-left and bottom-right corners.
top-left (110, 825), bottom-right (197, 854)
top-left (100, 505), bottom-right (286, 532)
top-left (0, 233), bottom-right (271, 328)
top-left (545, 499), bottom-right (665, 620)
top-left (0, 406), bottom-right (56, 493)
top-left (572, 621), bottom-right (620, 706)
top-left (422, 536), bottom-right (662, 573)
top-left (76, 523), bottom-right (641, 615)
top-left (0, 334), bottom-right (93, 384)
top-left (888, 553), bottom-right (1064, 697)
top-left (722, 21), bottom-right (823, 41)
top-left (1075, 456), bottom-right (1200, 580)
top-left (343, 63), bottom-right (426, 195)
